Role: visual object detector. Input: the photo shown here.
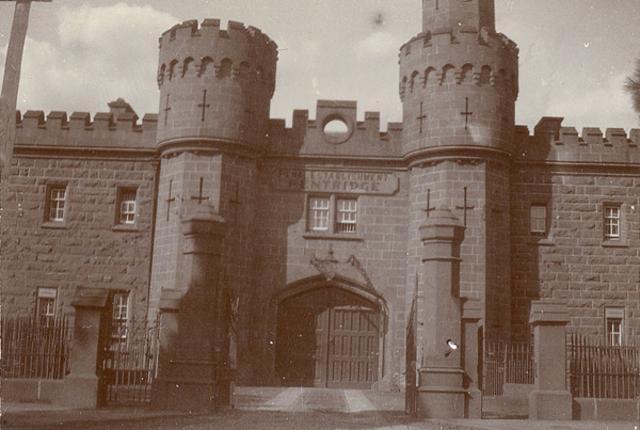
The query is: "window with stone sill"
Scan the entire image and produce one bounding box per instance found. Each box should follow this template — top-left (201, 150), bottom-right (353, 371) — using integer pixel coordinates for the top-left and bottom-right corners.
top-left (36, 287), bottom-right (57, 327)
top-left (603, 204), bottom-right (621, 240)
top-left (529, 204), bottom-right (547, 235)
top-left (605, 307), bottom-right (624, 346)
top-left (307, 195), bottom-right (358, 235)
top-left (109, 291), bottom-right (130, 349)
top-left (45, 184), bottom-right (67, 223)
top-left (116, 187), bottom-right (137, 226)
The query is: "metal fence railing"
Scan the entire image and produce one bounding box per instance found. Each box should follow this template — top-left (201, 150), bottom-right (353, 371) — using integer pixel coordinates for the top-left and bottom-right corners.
top-left (98, 318), bottom-right (160, 406)
top-left (1, 315), bottom-right (72, 379)
top-left (484, 342), bottom-right (534, 396)
top-left (567, 333), bottom-right (640, 399)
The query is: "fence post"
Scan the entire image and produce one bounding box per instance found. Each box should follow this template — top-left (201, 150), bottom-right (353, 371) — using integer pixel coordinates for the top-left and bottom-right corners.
top-left (61, 287), bottom-right (109, 409)
top-left (416, 208), bottom-right (466, 418)
top-left (462, 299), bottom-right (482, 418)
top-left (528, 299), bottom-right (572, 420)
top-left (151, 203), bottom-right (229, 412)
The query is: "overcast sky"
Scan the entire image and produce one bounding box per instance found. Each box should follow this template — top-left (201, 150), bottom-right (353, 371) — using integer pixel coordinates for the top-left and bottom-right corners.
top-left (1, 0), bottom-right (639, 131)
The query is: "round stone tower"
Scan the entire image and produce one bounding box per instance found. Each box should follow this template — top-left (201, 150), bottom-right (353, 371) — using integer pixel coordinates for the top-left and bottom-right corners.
top-left (149, 19), bottom-right (278, 384)
top-left (156, 19), bottom-right (277, 150)
top-left (401, 0), bottom-right (519, 345)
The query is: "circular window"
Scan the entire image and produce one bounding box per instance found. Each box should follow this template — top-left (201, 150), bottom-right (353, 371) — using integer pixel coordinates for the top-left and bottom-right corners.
top-left (322, 117), bottom-right (352, 144)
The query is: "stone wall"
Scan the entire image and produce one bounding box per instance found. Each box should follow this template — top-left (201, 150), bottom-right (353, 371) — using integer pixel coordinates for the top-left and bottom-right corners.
top-left (250, 158), bottom-right (409, 386)
top-left (1, 152), bottom-right (157, 320)
top-left (408, 158), bottom-right (511, 345)
top-left (510, 166), bottom-right (640, 342)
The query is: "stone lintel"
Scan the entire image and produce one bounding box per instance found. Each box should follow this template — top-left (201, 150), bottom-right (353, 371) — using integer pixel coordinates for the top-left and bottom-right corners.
top-left (529, 299), bottom-right (570, 326)
top-left (71, 287), bottom-right (109, 309)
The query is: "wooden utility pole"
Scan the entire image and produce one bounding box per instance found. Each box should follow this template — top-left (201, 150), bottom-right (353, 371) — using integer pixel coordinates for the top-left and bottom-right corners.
top-left (0, 0), bottom-right (51, 181)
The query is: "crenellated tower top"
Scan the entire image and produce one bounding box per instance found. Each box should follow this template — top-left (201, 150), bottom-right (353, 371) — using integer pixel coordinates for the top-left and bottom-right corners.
top-left (156, 19), bottom-right (278, 152)
top-left (399, 0), bottom-right (518, 159)
top-left (422, 0), bottom-right (495, 35)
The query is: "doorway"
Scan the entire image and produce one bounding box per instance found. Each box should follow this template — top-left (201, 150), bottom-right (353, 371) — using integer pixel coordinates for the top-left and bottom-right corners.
top-left (275, 286), bottom-right (381, 388)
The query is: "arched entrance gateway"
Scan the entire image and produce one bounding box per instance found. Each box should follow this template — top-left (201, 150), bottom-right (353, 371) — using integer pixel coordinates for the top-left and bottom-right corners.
top-left (274, 277), bottom-right (386, 389)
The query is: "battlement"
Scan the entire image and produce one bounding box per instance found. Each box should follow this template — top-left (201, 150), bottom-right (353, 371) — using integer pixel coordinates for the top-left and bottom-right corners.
top-left (398, 30), bottom-right (518, 102)
top-left (267, 100), bottom-right (402, 159)
top-left (515, 117), bottom-right (640, 165)
top-left (159, 19), bottom-right (276, 52)
top-left (157, 18), bottom-right (278, 94)
top-left (14, 109), bottom-right (157, 150)
top-left (399, 27), bottom-right (517, 57)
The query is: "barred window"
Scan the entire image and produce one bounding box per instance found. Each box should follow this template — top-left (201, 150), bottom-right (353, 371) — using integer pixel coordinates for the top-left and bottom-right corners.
top-left (603, 205), bottom-right (620, 239)
top-left (309, 197), bottom-right (330, 231)
top-left (47, 186), bottom-right (66, 222)
top-left (336, 198), bottom-right (357, 233)
top-left (117, 188), bottom-right (137, 225)
top-left (529, 205), bottom-right (546, 234)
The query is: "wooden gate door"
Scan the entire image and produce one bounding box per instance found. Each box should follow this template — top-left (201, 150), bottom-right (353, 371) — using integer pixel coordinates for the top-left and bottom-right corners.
top-left (326, 306), bottom-right (379, 388)
top-left (276, 287), bottom-right (381, 388)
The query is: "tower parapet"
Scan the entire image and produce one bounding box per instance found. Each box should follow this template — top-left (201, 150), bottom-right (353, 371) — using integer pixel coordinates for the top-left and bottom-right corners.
top-left (156, 19), bottom-right (278, 152)
top-left (399, 0), bottom-right (518, 159)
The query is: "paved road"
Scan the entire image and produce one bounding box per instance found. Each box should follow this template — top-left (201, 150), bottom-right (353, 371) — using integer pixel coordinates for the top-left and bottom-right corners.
top-left (3, 387), bottom-right (638, 430)
top-left (236, 386), bottom-right (402, 413)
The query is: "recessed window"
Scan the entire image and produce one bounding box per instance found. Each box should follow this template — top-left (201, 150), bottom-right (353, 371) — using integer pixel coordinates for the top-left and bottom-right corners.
top-left (307, 195), bottom-right (358, 234)
top-left (46, 185), bottom-right (67, 222)
top-left (530, 205), bottom-right (546, 234)
top-left (36, 288), bottom-right (57, 327)
top-left (605, 307), bottom-right (624, 346)
top-left (603, 205), bottom-right (621, 240)
top-left (309, 197), bottom-right (330, 232)
top-left (336, 198), bottom-right (357, 233)
top-left (117, 188), bottom-right (137, 225)
top-left (110, 292), bottom-right (129, 348)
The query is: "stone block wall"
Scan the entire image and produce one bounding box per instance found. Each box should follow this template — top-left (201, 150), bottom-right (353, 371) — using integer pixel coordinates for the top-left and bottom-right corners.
top-left (148, 151), bottom-right (223, 320)
top-left (510, 167), bottom-right (640, 342)
top-left (250, 158), bottom-right (410, 386)
top-left (407, 158), bottom-right (511, 345)
top-left (219, 153), bottom-right (258, 382)
top-left (1, 153), bottom-right (157, 320)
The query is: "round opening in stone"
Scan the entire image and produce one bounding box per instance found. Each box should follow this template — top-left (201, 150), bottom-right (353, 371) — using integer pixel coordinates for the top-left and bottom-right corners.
top-left (323, 118), bottom-right (350, 140)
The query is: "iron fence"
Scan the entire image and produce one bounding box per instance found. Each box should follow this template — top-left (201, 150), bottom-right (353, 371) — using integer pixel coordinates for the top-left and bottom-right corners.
top-left (484, 342), bottom-right (534, 396)
top-left (98, 318), bottom-right (160, 406)
top-left (567, 333), bottom-right (640, 399)
top-left (0, 314), bottom-right (72, 379)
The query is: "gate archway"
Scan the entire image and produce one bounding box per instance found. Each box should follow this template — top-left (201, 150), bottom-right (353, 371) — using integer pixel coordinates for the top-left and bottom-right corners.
top-left (274, 276), bottom-right (386, 389)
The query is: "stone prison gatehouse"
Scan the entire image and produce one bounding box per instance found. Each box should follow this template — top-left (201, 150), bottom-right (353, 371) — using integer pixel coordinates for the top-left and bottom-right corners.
top-left (1, 0), bottom-right (639, 420)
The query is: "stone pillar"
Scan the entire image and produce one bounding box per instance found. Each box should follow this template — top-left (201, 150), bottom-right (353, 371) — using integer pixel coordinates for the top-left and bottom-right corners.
top-left (416, 208), bottom-right (466, 418)
top-left (152, 204), bottom-right (229, 412)
top-left (528, 299), bottom-right (572, 420)
top-left (462, 299), bottom-right (483, 419)
top-left (62, 287), bottom-right (108, 409)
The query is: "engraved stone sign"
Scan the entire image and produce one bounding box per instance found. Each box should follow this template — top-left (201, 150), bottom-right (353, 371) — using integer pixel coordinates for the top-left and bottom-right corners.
top-left (272, 168), bottom-right (399, 195)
